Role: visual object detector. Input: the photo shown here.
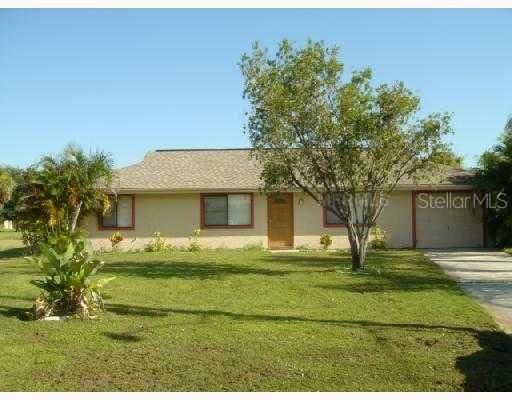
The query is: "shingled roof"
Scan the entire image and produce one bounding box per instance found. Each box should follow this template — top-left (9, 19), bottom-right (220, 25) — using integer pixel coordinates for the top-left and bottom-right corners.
top-left (110, 148), bottom-right (475, 192)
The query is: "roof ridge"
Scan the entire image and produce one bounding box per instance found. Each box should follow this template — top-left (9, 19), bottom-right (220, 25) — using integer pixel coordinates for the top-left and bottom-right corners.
top-left (154, 148), bottom-right (252, 152)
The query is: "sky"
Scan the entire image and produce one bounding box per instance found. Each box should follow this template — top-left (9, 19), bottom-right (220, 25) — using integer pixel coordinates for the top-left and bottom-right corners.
top-left (0, 8), bottom-right (511, 168)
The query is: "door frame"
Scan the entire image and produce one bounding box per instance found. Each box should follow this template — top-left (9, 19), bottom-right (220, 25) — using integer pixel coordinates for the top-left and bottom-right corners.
top-left (411, 189), bottom-right (485, 249)
top-left (267, 192), bottom-right (294, 250)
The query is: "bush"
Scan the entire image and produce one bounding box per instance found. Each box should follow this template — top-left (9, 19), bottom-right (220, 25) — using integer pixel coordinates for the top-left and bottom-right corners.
top-left (320, 233), bottom-right (332, 250)
top-left (145, 232), bottom-right (173, 252)
top-left (109, 231), bottom-right (123, 250)
top-left (20, 221), bottom-right (48, 254)
top-left (29, 231), bottom-right (115, 319)
top-left (188, 228), bottom-right (201, 252)
top-left (369, 226), bottom-right (388, 249)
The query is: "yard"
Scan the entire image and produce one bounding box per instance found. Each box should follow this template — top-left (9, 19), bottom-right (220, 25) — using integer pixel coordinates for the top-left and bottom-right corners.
top-left (0, 231), bottom-right (511, 391)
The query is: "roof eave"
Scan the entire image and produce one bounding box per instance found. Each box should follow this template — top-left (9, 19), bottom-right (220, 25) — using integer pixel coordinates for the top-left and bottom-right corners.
top-left (108, 183), bottom-right (476, 194)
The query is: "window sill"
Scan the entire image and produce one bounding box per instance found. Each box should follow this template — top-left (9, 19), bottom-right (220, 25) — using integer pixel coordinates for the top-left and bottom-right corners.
top-left (98, 226), bottom-right (135, 231)
top-left (201, 224), bottom-right (254, 229)
top-left (324, 223), bottom-right (346, 228)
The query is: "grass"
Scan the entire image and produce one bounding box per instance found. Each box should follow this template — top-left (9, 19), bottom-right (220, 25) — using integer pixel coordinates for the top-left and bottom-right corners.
top-left (0, 235), bottom-right (511, 391)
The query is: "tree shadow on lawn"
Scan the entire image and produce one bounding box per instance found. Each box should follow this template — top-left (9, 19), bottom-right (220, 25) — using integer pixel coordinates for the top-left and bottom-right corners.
top-left (103, 332), bottom-right (143, 342)
top-left (102, 260), bottom-right (330, 280)
top-left (456, 330), bottom-right (512, 391)
top-left (105, 302), bottom-right (512, 390)
top-left (263, 252), bottom-right (431, 271)
top-left (0, 305), bottom-right (29, 319)
top-left (0, 246), bottom-right (27, 260)
top-left (106, 303), bottom-right (478, 332)
top-left (316, 274), bottom-right (459, 294)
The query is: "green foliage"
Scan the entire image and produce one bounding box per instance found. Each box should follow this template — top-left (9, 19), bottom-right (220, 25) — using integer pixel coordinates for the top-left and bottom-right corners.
top-left (475, 116), bottom-right (512, 247)
top-left (188, 228), bottom-right (201, 252)
top-left (369, 226), bottom-right (388, 249)
top-left (240, 39), bottom-right (452, 269)
top-left (21, 222), bottom-right (49, 254)
top-left (1, 145), bottom-right (113, 252)
top-left (0, 167), bottom-right (13, 215)
top-left (145, 231), bottom-right (173, 252)
top-left (109, 231), bottom-right (124, 250)
top-left (430, 146), bottom-right (464, 168)
top-left (28, 231), bottom-right (114, 319)
top-left (1, 168), bottom-right (50, 252)
top-left (0, 165), bottom-right (23, 219)
top-left (319, 233), bottom-right (332, 250)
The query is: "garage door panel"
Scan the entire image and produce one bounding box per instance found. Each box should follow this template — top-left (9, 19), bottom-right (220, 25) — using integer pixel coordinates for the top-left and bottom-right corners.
top-left (415, 192), bottom-right (483, 249)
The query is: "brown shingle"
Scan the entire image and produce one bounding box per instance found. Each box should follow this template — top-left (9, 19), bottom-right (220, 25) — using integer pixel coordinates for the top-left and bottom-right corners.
top-left (110, 149), bottom-right (475, 192)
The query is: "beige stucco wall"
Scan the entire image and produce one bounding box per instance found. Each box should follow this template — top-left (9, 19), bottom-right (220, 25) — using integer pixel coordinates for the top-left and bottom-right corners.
top-left (293, 191), bottom-right (412, 249)
top-left (82, 191), bottom-right (413, 251)
top-left (81, 193), bottom-right (268, 251)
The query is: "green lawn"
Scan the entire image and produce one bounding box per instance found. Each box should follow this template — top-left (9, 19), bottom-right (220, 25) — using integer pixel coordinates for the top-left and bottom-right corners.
top-left (1, 234), bottom-right (511, 391)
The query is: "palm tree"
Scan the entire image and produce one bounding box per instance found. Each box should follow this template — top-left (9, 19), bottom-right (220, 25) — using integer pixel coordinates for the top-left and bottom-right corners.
top-left (33, 145), bottom-right (114, 233)
top-left (61, 145), bottom-right (114, 232)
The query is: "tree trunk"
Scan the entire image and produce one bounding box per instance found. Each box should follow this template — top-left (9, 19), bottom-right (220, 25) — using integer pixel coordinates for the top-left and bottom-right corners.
top-left (347, 223), bottom-right (370, 271)
top-left (70, 201), bottom-right (82, 233)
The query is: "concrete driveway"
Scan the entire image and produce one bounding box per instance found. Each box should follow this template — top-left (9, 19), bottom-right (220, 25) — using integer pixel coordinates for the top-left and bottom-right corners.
top-left (423, 250), bottom-right (512, 333)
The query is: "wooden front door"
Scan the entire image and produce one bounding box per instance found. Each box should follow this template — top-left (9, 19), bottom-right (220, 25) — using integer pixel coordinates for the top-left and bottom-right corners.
top-left (268, 193), bottom-right (294, 249)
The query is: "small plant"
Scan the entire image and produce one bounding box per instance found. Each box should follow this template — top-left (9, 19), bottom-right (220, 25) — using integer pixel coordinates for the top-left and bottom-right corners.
top-left (369, 226), bottom-right (388, 249)
top-left (188, 228), bottom-right (201, 252)
top-left (109, 231), bottom-right (123, 250)
top-left (145, 231), bottom-right (173, 252)
top-left (320, 233), bottom-right (332, 250)
top-left (28, 231), bottom-right (115, 319)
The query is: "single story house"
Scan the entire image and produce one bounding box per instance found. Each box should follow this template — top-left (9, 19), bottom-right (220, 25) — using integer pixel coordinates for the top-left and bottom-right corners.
top-left (81, 148), bottom-right (484, 250)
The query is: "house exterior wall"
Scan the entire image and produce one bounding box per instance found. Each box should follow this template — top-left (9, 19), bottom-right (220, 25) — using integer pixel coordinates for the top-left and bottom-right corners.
top-left (293, 191), bottom-right (413, 249)
top-left (82, 191), bottom-right (414, 250)
top-left (81, 192), bottom-right (268, 250)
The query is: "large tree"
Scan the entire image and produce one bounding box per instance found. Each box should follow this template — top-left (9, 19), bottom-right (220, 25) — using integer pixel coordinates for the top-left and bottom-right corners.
top-left (475, 116), bottom-right (512, 247)
top-left (240, 40), bottom-right (453, 270)
top-left (0, 167), bottom-right (13, 212)
top-left (0, 166), bottom-right (23, 222)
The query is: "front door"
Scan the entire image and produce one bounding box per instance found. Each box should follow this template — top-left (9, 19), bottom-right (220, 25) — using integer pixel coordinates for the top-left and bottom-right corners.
top-left (268, 193), bottom-right (294, 249)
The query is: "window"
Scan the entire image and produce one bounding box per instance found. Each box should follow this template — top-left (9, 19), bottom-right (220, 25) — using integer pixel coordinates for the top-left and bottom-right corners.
top-left (201, 193), bottom-right (253, 228)
top-left (100, 195), bottom-right (134, 229)
top-left (323, 193), bottom-right (370, 227)
top-left (325, 208), bottom-right (344, 226)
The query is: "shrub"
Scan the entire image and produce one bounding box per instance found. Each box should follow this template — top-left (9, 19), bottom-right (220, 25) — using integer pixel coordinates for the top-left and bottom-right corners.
top-left (145, 231), bottom-right (173, 252)
top-left (320, 233), bottom-right (332, 250)
top-left (188, 228), bottom-right (201, 252)
top-left (109, 231), bottom-right (123, 250)
top-left (20, 221), bottom-right (48, 254)
top-left (369, 226), bottom-right (388, 249)
top-left (28, 231), bottom-right (115, 319)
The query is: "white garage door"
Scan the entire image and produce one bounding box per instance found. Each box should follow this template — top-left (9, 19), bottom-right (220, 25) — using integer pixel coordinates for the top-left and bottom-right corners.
top-left (415, 192), bottom-right (483, 249)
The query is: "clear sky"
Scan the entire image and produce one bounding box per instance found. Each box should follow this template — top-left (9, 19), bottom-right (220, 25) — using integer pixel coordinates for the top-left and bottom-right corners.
top-left (1, 8), bottom-right (511, 168)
